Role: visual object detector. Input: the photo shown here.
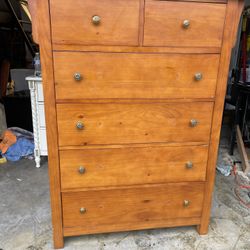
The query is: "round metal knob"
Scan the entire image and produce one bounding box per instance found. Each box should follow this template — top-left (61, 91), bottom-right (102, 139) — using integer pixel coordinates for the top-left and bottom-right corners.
top-left (80, 207), bottom-right (87, 214)
top-left (183, 200), bottom-right (190, 207)
top-left (186, 161), bottom-right (193, 169)
top-left (79, 166), bottom-right (86, 174)
top-left (190, 119), bottom-right (198, 127)
top-left (74, 73), bottom-right (82, 81)
top-left (194, 72), bottom-right (203, 81)
top-left (183, 20), bottom-right (190, 29)
top-left (76, 121), bottom-right (84, 130)
top-left (92, 15), bottom-right (101, 25)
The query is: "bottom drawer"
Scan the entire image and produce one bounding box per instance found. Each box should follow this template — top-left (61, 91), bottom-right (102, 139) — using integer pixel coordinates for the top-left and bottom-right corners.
top-left (62, 182), bottom-right (204, 236)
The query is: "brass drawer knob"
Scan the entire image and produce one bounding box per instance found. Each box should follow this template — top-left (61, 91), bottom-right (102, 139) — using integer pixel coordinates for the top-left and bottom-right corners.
top-left (76, 121), bottom-right (84, 130)
top-left (74, 72), bottom-right (82, 81)
top-left (80, 207), bottom-right (87, 214)
top-left (183, 200), bottom-right (190, 207)
top-left (92, 15), bottom-right (101, 25)
top-left (194, 72), bottom-right (203, 81)
top-left (190, 119), bottom-right (198, 127)
top-left (79, 166), bottom-right (86, 174)
top-left (186, 161), bottom-right (193, 169)
top-left (183, 20), bottom-right (190, 29)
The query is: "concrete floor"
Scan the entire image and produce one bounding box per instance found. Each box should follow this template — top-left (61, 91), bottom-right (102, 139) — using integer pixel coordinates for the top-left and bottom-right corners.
top-left (0, 136), bottom-right (250, 249)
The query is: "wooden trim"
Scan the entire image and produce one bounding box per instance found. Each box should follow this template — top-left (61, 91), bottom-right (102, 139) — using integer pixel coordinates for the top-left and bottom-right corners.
top-left (138, 0), bottom-right (145, 46)
top-left (28, 0), bottom-right (64, 248)
top-left (56, 98), bottom-right (215, 104)
top-left (64, 217), bottom-right (201, 237)
top-left (61, 182), bottom-right (206, 193)
top-left (197, 0), bottom-right (243, 234)
top-left (236, 125), bottom-right (250, 174)
top-left (61, 181), bottom-right (205, 192)
top-left (52, 45), bottom-right (221, 54)
top-left (59, 143), bottom-right (210, 151)
top-left (59, 142), bottom-right (208, 150)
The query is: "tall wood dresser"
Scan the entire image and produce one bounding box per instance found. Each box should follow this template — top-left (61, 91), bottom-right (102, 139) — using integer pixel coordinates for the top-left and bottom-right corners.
top-left (28, 0), bottom-right (243, 248)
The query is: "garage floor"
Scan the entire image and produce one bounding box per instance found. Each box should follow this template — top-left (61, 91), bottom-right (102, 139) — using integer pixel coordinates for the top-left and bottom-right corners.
top-left (0, 129), bottom-right (250, 250)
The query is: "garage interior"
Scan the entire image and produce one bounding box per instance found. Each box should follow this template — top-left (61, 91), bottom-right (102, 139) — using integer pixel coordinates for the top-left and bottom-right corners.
top-left (0, 0), bottom-right (250, 249)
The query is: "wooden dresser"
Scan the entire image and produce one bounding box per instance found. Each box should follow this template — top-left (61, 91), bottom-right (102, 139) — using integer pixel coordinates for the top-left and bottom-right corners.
top-left (28, 0), bottom-right (243, 248)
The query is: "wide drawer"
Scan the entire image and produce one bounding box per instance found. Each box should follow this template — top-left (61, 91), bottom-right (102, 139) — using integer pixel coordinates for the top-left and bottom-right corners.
top-left (50, 0), bottom-right (140, 46)
top-left (60, 145), bottom-right (208, 190)
top-left (62, 183), bottom-right (205, 234)
top-left (144, 1), bottom-right (226, 47)
top-left (54, 52), bottom-right (220, 100)
top-left (57, 102), bottom-right (213, 146)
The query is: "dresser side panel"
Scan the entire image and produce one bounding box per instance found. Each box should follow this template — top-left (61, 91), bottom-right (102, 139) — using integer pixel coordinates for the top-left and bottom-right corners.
top-left (28, 0), bottom-right (64, 248)
top-left (198, 0), bottom-right (244, 234)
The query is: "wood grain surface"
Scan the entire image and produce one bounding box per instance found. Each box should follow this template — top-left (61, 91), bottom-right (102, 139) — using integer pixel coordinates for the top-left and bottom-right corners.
top-left (28, 0), bottom-right (242, 246)
top-left (50, 0), bottom-right (140, 46)
top-left (64, 217), bottom-right (201, 237)
top-left (57, 102), bottom-right (213, 146)
top-left (27, 0), bottom-right (64, 248)
top-left (54, 52), bottom-right (220, 99)
top-left (144, 1), bottom-right (226, 47)
top-left (197, 0), bottom-right (244, 234)
top-left (60, 145), bottom-right (208, 190)
top-left (62, 182), bottom-right (205, 234)
top-left (53, 44), bottom-right (221, 54)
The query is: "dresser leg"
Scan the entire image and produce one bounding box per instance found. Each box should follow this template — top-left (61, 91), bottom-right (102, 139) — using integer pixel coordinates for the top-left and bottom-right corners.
top-left (197, 223), bottom-right (209, 235)
top-left (53, 235), bottom-right (64, 249)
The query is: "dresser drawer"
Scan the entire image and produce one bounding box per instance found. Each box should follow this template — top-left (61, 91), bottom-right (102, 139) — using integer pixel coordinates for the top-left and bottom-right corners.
top-left (50, 0), bottom-right (140, 46)
top-left (57, 102), bottom-right (213, 146)
top-left (62, 182), bottom-right (204, 234)
top-left (54, 52), bottom-right (219, 100)
top-left (60, 145), bottom-right (208, 190)
top-left (144, 1), bottom-right (226, 47)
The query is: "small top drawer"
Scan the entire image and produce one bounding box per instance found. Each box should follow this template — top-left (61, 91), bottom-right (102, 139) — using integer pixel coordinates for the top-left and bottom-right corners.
top-left (144, 0), bottom-right (226, 47)
top-left (50, 0), bottom-right (140, 46)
